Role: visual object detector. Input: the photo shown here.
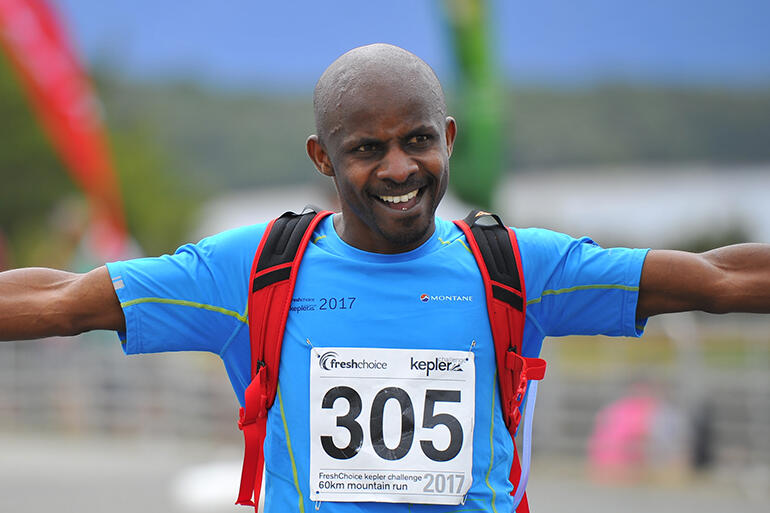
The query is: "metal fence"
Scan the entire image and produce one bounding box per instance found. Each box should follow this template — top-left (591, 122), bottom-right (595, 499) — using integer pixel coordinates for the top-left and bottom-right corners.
top-left (1, 314), bottom-right (768, 475)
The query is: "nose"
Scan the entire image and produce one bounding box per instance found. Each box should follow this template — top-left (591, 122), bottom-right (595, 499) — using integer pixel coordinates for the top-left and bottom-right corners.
top-left (376, 147), bottom-right (418, 183)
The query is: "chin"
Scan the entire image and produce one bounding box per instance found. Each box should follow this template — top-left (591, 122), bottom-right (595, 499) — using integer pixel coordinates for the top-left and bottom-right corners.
top-left (379, 212), bottom-right (434, 250)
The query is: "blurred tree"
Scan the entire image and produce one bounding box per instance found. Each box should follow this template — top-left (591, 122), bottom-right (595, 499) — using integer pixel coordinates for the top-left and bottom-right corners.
top-left (0, 53), bottom-right (201, 266)
top-left (95, 76), bottom-right (317, 192)
top-left (109, 125), bottom-right (201, 256)
top-left (0, 226), bottom-right (11, 270)
top-left (508, 86), bottom-right (770, 169)
top-left (82, 79), bottom-right (770, 191)
top-left (0, 50), bottom-right (78, 265)
top-left (443, 0), bottom-right (504, 209)
top-left (668, 223), bottom-right (751, 254)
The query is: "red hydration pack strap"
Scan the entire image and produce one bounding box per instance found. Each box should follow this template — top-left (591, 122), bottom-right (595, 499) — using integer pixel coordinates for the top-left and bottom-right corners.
top-left (236, 209), bottom-right (332, 509)
top-left (454, 211), bottom-right (546, 512)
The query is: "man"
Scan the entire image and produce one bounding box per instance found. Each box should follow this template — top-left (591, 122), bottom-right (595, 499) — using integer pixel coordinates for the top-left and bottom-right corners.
top-left (1, 44), bottom-right (769, 512)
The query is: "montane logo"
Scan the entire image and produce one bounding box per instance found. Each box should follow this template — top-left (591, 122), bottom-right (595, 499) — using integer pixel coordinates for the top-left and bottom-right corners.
top-left (318, 351), bottom-right (388, 371)
top-left (419, 294), bottom-right (473, 303)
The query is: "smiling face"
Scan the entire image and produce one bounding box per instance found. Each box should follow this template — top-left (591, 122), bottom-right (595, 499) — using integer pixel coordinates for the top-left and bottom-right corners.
top-left (307, 49), bottom-right (456, 253)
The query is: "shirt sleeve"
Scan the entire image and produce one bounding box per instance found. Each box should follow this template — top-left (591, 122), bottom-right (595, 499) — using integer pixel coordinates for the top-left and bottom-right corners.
top-left (515, 227), bottom-right (649, 338)
top-left (105, 223), bottom-right (267, 355)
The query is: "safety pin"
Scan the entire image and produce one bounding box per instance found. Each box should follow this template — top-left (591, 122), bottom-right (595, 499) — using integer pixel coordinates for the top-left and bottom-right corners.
top-left (466, 340), bottom-right (477, 360)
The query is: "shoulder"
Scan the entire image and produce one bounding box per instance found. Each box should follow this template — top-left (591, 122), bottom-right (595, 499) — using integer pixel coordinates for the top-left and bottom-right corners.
top-left (512, 226), bottom-right (648, 296)
top-left (108, 222), bottom-right (270, 298)
top-left (513, 226), bottom-right (595, 253)
top-left (186, 222), bottom-right (269, 260)
top-left (511, 227), bottom-right (649, 338)
top-left (512, 227), bottom-right (595, 277)
top-left (512, 226), bottom-right (631, 270)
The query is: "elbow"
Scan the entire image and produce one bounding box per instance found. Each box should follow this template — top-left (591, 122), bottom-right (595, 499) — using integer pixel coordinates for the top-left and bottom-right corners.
top-left (696, 254), bottom-right (741, 314)
top-left (59, 314), bottom-right (91, 337)
top-left (698, 273), bottom-right (758, 314)
top-left (701, 298), bottom-right (730, 315)
top-left (51, 279), bottom-right (95, 336)
top-left (48, 302), bottom-right (89, 337)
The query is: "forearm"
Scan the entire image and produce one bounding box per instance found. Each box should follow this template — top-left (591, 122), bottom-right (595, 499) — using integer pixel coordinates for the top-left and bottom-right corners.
top-left (0, 266), bottom-right (124, 341)
top-left (638, 243), bottom-right (770, 318)
top-left (702, 243), bottom-right (770, 313)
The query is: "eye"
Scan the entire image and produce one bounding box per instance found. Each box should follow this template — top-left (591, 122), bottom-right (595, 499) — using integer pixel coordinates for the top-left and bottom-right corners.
top-left (354, 143), bottom-right (378, 153)
top-left (407, 134), bottom-right (432, 146)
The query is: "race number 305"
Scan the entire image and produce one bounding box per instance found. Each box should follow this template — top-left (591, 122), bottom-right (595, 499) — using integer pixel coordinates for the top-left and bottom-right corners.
top-left (309, 347), bottom-right (475, 505)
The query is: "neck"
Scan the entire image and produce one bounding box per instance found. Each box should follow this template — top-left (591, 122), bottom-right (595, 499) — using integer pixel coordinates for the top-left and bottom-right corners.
top-left (332, 213), bottom-right (436, 254)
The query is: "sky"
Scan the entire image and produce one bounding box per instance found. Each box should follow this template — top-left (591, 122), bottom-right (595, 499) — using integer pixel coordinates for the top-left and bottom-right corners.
top-left (50, 0), bottom-right (770, 92)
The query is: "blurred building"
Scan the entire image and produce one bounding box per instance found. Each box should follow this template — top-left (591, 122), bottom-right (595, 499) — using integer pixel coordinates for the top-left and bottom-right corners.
top-left (193, 164), bottom-right (770, 249)
top-left (499, 164), bottom-right (770, 248)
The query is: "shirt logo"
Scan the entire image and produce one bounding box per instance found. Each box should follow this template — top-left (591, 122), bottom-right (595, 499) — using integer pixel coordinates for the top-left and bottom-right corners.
top-left (419, 294), bottom-right (473, 303)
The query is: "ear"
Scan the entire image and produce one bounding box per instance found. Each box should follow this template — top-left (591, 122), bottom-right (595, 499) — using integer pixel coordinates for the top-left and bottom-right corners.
top-left (444, 117), bottom-right (457, 157)
top-left (307, 135), bottom-right (334, 177)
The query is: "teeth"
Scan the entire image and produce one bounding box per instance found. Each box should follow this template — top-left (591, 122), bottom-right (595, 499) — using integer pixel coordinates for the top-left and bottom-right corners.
top-left (379, 189), bottom-right (418, 204)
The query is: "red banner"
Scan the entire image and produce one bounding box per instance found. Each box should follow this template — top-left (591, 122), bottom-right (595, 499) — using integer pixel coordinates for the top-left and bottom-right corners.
top-left (0, 0), bottom-right (126, 260)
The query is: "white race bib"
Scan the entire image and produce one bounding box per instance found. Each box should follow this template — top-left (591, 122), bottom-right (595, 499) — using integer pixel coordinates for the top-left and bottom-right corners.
top-left (309, 347), bottom-right (475, 505)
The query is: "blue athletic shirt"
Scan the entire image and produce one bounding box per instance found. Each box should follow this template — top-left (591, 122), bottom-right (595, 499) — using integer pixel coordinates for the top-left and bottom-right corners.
top-left (106, 215), bottom-right (648, 513)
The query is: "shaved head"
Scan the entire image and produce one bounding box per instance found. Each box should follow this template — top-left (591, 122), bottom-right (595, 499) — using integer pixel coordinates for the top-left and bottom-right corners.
top-left (306, 43), bottom-right (456, 253)
top-left (313, 44), bottom-right (447, 145)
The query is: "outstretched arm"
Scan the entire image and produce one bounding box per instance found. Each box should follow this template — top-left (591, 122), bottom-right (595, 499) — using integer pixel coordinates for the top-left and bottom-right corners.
top-left (637, 244), bottom-right (770, 319)
top-left (0, 266), bottom-right (125, 341)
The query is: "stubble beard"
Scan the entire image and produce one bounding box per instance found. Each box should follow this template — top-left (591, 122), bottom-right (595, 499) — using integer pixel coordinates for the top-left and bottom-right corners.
top-left (337, 169), bottom-right (447, 252)
top-left (371, 186), bottom-right (442, 250)
top-left (378, 212), bottom-right (434, 248)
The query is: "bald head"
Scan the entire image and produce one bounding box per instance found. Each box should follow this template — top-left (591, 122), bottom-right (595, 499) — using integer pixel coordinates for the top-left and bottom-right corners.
top-left (313, 44), bottom-right (447, 145)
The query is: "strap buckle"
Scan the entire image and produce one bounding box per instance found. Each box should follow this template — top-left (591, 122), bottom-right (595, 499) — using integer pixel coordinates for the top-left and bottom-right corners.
top-left (238, 366), bottom-right (270, 430)
top-left (510, 405), bottom-right (522, 428)
top-left (507, 375), bottom-right (529, 429)
top-left (238, 407), bottom-right (249, 430)
top-left (505, 351), bottom-right (547, 382)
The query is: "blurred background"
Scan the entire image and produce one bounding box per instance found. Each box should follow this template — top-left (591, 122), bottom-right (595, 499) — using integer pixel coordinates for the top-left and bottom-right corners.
top-left (1, 0), bottom-right (768, 511)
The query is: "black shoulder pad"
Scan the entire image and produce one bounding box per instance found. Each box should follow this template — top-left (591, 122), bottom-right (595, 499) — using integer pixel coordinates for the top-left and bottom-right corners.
top-left (252, 210), bottom-right (318, 291)
top-left (463, 210), bottom-right (523, 310)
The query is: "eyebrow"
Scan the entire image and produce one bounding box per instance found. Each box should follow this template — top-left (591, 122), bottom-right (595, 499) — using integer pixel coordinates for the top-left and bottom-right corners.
top-left (341, 123), bottom-right (440, 150)
top-left (342, 125), bottom-right (438, 148)
top-left (404, 125), bottom-right (439, 138)
top-left (343, 136), bottom-right (381, 150)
